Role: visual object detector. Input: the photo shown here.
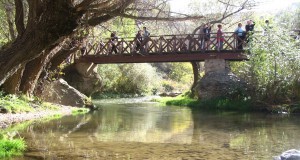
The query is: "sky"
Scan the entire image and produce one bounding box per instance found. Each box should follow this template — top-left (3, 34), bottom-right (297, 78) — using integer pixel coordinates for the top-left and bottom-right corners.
top-left (169, 0), bottom-right (300, 13)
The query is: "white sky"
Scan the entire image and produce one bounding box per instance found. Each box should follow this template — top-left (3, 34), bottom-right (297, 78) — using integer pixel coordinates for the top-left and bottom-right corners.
top-left (169, 0), bottom-right (300, 13)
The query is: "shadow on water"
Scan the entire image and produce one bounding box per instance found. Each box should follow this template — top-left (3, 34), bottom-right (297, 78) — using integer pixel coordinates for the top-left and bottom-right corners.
top-left (14, 98), bottom-right (300, 160)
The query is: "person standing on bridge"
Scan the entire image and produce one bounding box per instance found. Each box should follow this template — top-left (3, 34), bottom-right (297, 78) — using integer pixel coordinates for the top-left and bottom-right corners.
top-left (110, 31), bottom-right (118, 54)
top-left (216, 24), bottom-right (224, 51)
top-left (142, 27), bottom-right (150, 53)
top-left (234, 23), bottom-right (245, 50)
top-left (245, 20), bottom-right (255, 44)
top-left (203, 23), bottom-right (211, 50)
top-left (135, 30), bottom-right (143, 52)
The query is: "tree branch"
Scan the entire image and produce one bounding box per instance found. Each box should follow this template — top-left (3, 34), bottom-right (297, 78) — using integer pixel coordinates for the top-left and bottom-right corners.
top-left (14, 0), bottom-right (25, 36)
top-left (112, 12), bottom-right (205, 21)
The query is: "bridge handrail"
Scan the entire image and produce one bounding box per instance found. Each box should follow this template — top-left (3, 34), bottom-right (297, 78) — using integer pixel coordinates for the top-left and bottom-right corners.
top-left (72, 31), bottom-right (257, 62)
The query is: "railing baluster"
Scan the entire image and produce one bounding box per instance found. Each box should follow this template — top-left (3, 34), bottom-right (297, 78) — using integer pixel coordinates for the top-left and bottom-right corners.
top-left (159, 36), bottom-right (163, 54)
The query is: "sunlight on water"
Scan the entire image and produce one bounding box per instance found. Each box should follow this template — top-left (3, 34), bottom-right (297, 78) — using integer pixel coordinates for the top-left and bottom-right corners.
top-left (15, 99), bottom-right (300, 160)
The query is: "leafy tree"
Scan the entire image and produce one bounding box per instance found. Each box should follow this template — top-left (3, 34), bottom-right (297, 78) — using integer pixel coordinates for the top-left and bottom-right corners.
top-left (98, 64), bottom-right (162, 95)
top-left (231, 19), bottom-right (300, 103)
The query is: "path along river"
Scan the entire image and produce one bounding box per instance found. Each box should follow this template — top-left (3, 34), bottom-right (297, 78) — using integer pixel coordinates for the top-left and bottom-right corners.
top-left (14, 97), bottom-right (300, 159)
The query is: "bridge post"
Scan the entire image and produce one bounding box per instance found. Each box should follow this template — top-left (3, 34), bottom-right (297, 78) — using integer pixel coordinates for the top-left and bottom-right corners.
top-left (194, 59), bottom-right (247, 100)
top-left (173, 36), bottom-right (176, 52)
top-left (187, 35), bottom-right (192, 53)
top-left (159, 36), bottom-right (163, 54)
top-left (120, 38), bottom-right (124, 54)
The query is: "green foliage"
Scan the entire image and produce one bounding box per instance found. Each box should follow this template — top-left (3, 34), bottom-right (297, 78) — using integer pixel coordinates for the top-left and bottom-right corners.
top-left (168, 63), bottom-right (193, 84)
top-left (197, 98), bottom-right (253, 111)
top-left (0, 138), bottom-right (26, 158)
top-left (71, 108), bottom-right (89, 115)
top-left (91, 17), bottom-right (137, 41)
top-left (276, 3), bottom-right (300, 30)
top-left (231, 19), bottom-right (300, 104)
top-left (98, 64), bottom-right (162, 95)
top-left (0, 129), bottom-right (27, 159)
top-left (40, 102), bottom-right (60, 110)
top-left (0, 94), bottom-right (33, 113)
top-left (154, 62), bottom-right (194, 93)
top-left (156, 94), bottom-right (253, 111)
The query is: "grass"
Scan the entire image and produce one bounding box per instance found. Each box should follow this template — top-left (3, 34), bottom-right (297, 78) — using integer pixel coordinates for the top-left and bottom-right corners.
top-left (71, 108), bottom-right (90, 115)
top-left (0, 94), bottom-right (33, 113)
top-left (155, 94), bottom-right (254, 112)
top-left (0, 138), bottom-right (26, 158)
top-left (0, 121), bottom-right (29, 159)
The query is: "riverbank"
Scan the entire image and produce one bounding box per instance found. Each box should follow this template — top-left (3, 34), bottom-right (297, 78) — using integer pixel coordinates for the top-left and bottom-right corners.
top-left (0, 105), bottom-right (88, 129)
top-left (155, 95), bottom-right (300, 113)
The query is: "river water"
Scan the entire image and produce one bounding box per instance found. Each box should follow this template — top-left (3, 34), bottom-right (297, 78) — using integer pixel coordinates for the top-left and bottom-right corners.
top-left (16, 98), bottom-right (300, 160)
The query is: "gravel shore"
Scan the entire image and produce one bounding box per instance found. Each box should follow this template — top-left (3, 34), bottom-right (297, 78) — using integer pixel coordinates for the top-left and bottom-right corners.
top-left (0, 105), bottom-right (75, 129)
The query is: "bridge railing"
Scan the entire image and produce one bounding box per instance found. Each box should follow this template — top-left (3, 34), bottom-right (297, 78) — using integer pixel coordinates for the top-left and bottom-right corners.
top-left (76, 32), bottom-right (249, 58)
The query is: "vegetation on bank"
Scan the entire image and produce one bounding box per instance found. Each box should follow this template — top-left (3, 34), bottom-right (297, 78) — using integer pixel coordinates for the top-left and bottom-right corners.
top-left (0, 91), bottom-right (61, 113)
top-left (155, 93), bottom-right (254, 111)
top-left (156, 94), bottom-right (300, 113)
top-left (0, 137), bottom-right (26, 158)
top-left (95, 63), bottom-right (193, 98)
top-left (0, 91), bottom-right (90, 159)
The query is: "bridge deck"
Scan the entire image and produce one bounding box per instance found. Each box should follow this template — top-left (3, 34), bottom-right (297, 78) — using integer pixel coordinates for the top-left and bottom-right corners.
top-left (75, 32), bottom-right (249, 64)
top-left (78, 51), bottom-right (248, 64)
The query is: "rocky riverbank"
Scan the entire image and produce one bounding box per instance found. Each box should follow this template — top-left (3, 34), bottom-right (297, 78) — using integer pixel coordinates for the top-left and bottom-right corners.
top-left (0, 105), bottom-right (82, 129)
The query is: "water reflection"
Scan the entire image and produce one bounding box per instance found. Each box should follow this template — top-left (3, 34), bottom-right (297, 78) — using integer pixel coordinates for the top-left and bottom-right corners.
top-left (92, 103), bottom-right (193, 144)
top-left (15, 100), bottom-right (300, 160)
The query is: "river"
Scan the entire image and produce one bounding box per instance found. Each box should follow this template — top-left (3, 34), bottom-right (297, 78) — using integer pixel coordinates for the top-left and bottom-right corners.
top-left (15, 98), bottom-right (300, 159)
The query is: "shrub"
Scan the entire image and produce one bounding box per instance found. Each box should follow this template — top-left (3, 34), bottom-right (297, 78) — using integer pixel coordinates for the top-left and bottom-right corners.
top-left (98, 64), bottom-right (162, 95)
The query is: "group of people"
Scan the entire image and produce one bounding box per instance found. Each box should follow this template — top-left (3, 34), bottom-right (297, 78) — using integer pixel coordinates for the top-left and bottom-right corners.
top-left (201, 20), bottom-right (255, 51)
top-left (134, 27), bottom-right (151, 52)
top-left (234, 20), bottom-right (255, 50)
top-left (109, 27), bottom-right (150, 54)
top-left (109, 20), bottom-right (257, 54)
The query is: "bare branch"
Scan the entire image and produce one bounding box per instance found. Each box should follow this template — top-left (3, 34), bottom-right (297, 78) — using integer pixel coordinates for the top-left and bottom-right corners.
top-left (112, 12), bottom-right (205, 22)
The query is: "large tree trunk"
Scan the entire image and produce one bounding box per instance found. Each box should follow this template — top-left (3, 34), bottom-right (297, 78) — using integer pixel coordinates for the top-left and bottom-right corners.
top-left (191, 61), bottom-right (200, 96)
top-left (14, 0), bottom-right (25, 36)
top-left (1, 65), bottom-right (24, 94)
top-left (19, 45), bottom-right (57, 96)
top-left (0, 0), bottom-right (80, 86)
top-left (20, 38), bottom-right (78, 96)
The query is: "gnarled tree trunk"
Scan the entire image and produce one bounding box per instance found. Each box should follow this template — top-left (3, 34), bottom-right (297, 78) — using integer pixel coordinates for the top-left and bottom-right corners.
top-left (0, 0), bottom-right (80, 86)
top-left (1, 65), bottom-right (24, 94)
top-left (20, 38), bottom-right (79, 96)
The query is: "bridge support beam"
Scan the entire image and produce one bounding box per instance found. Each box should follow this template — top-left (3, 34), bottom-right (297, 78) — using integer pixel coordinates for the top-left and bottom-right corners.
top-left (195, 59), bottom-right (247, 100)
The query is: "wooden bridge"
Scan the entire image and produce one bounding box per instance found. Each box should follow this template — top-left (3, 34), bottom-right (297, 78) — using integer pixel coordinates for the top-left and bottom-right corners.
top-left (75, 32), bottom-right (249, 64)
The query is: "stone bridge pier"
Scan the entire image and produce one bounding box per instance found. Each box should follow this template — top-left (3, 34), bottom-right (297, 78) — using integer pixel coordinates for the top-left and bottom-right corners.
top-left (195, 59), bottom-right (247, 100)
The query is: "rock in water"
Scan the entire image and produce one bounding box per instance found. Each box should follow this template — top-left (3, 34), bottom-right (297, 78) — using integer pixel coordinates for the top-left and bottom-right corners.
top-left (274, 149), bottom-right (300, 160)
